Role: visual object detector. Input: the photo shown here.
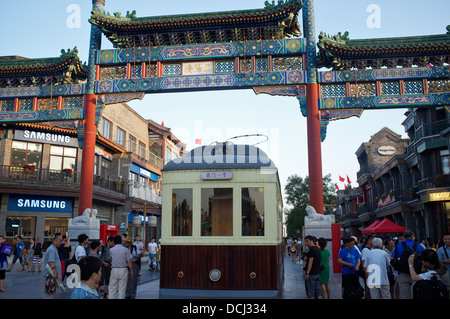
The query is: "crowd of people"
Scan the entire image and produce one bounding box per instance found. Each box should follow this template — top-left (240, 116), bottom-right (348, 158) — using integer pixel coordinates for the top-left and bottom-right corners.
top-left (287, 230), bottom-right (450, 299)
top-left (0, 233), bottom-right (161, 299)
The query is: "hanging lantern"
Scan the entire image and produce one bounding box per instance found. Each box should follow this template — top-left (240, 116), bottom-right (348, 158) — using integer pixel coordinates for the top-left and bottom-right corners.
top-left (132, 215), bottom-right (142, 226)
top-left (149, 215), bottom-right (157, 227)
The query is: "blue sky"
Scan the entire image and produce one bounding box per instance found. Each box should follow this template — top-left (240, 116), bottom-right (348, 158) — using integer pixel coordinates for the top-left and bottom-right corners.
top-left (1, 0), bottom-right (449, 199)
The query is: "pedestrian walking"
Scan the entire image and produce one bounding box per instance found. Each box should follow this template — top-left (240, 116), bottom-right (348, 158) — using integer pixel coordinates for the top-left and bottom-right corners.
top-left (0, 235), bottom-right (9, 293)
top-left (364, 237), bottom-right (391, 299)
top-left (126, 239), bottom-right (142, 299)
top-left (338, 237), bottom-right (363, 299)
top-left (32, 237), bottom-right (43, 273)
top-left (18, 247), bottom-right (29, 272)
top-left (59, 235), bottom-right (71, 281)
top-left (99, 236), bottom-right (114, 299)
top-left (318, 237), bottom-right (331, 299)
top-left (7, 236), bottom-right (24, 272)
top-left (390, 230), bottom-right (424, 299)
top-left (42, 233), bottom-right (63, 299)
top-left (71, 256), bottom-right (103, 299)
top-left (26, 238), bottom-right (35, 272)
top-left (304, 235), bottom-right (322, 299)
top-left (108, 235), bottom-right (133, 299)
top-left (148, 238), bottom-right (158, 271)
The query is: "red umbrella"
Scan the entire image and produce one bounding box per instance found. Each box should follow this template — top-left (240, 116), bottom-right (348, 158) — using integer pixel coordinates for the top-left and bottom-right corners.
top-left (369, 219), bottom-right (406, 233)
top-left (361, 220), bottom-right (381, 234)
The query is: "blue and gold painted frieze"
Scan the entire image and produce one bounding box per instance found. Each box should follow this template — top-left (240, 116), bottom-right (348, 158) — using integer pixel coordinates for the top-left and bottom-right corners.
top-left (95, 70), bottom-right (306, 93)
top-left (0, 84), bottom-right (85, 99)
top-left (0, 108), bottom-right (85, 123)
top-left (96, 38), bottom-right (305, 64)
top-left (318, 66), bottom-right (450, 83)
top-left (319, 93), bottom-right (450, 110)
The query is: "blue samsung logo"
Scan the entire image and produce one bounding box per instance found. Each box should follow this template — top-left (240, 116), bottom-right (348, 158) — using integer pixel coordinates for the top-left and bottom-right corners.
top-left (8, 194), bottom-right (73, 213)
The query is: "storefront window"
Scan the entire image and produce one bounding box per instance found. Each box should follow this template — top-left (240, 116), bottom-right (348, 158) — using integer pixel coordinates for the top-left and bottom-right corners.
top-left (241, 187), bottom-right (265, 236)
top-left (44, 218), bottom-right (68, 241)
top-left (5, 217), bottom-right (36, 238)
top-left (172, 188), bottom-right (192, 236)
top-left (11, 141), bottom-right (42, 168)
top-left (201, 188), bottom-right (233, 236)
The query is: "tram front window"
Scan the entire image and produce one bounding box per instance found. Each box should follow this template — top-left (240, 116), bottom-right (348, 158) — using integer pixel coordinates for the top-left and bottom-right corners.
top-left (241, 187), bottom-right (264, 236)
top-left (201, 188), bottom-right (233, 236)
top-left (172, 188), bottom-right (193, 236)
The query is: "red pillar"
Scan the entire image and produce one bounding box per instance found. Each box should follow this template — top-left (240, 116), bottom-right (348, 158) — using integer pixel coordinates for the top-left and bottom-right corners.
top-left (306, 82), bottom-right (324, 214)
top-left (78, 93), bottom-right (97, 215)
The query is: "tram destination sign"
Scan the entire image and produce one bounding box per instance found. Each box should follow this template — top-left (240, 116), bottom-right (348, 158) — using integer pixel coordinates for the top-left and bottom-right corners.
top-left (201, 172), bottom-right (233, 180)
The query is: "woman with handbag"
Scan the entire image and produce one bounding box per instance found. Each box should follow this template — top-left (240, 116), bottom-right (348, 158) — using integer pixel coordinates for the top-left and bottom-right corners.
top-left (0, 235), bottom-right (10, 292)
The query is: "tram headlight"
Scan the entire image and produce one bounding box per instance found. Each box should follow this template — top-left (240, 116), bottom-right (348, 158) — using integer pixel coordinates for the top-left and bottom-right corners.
top-left (209, 269), bottom-right (221, 282)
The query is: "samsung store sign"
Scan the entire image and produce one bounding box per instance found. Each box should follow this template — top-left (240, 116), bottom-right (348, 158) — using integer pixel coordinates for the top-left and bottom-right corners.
top-left (8, 194), bottom-right (73, 213)
top-left (14, 130), bottom-right (78, 147)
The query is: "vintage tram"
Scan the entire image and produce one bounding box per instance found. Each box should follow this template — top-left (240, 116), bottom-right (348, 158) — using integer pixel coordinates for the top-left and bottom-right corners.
top-left (159, 141), bottom-right (284, 298)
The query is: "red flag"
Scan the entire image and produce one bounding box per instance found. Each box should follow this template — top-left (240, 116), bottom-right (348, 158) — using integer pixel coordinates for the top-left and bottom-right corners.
top-left (195, 138), bottom-right (202, 145)
top-left (347, 175), bottom-right (351, 184)
top-left (339, 175), bottom-right (345, 182)
top-left (335, 184), bottom-right (339, 191)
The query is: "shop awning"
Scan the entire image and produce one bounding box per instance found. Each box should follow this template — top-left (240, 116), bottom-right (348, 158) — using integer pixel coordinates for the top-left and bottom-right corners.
top-left (369, 219), bottom-right (406, 233)
top-left (361, 219), bottom-right (406, 234)
top-left (361, 220), bottom-right (381, 234)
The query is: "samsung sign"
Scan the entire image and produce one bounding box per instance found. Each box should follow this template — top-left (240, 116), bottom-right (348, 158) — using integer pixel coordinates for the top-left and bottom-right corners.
top-left (8, 194), bottom-right (73, 213)
top-left (14, 130), bottom-right (78, 147)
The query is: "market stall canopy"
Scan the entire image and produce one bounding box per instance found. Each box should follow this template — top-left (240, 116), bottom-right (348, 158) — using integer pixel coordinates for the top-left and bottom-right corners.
top-left (364, 219), bottom-right (406, 234)
top-left (361, 220), bottom-right (381, 234)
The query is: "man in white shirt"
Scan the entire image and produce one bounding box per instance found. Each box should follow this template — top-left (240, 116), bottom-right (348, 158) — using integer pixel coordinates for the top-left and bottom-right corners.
top-left (75, 234), bottom-right (89, 262)
top-left (148, 238), bottom-right (158, 270)
top-left (364, 237), bottom-right (391, 299)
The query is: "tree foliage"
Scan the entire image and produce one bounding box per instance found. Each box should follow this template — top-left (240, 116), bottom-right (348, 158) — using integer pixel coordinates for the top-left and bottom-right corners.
top-left (284, 173), bottom-right (336, 237)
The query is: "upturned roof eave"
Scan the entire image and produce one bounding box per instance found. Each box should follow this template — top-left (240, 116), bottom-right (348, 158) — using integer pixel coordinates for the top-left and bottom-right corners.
top-left (0, 56), bottom-right (88, 79)
top-left (319, 33), bottom-right (450, 56)
top-left (89, 0), bottom-right (302, 33)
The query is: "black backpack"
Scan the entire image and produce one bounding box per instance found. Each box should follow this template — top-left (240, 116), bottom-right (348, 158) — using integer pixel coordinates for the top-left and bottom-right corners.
top-left (391, 241), bottom-right (420, 273)
top-left (413, 274), bottom-right (449, 299)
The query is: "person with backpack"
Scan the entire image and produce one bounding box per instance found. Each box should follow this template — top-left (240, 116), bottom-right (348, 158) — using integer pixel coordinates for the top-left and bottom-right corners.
top-left (32, 237), bottom-right (43, 273)
top-left (409, 249), bottom-right (449, 299)
top-left (390, 230), bottom-right (424, 299)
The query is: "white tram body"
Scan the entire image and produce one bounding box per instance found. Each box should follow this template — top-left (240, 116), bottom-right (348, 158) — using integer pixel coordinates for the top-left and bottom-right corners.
top-left (159, 143), bottom-right (283, 298)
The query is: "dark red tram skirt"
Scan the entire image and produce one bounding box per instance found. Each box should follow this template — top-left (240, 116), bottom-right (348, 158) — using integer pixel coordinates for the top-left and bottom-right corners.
top-left (160, 244), bottom-right (283, 291)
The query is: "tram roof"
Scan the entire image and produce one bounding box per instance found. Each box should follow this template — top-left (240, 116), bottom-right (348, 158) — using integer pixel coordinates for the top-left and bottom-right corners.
top-left (162, 143), bottom-right (277, 171)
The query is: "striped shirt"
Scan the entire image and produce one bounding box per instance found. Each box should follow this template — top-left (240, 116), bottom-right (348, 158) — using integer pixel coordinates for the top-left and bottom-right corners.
top-left (109, 244), bottom-right (132, 268)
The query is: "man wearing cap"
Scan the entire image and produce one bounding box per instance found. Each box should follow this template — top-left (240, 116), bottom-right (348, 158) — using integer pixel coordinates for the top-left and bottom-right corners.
top-left (108, 235), bottom-right (133, 299)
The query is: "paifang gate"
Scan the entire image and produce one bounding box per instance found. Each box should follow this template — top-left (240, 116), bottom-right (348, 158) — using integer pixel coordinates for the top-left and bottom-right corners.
top-left (0, 0), bottom-right (449, 216)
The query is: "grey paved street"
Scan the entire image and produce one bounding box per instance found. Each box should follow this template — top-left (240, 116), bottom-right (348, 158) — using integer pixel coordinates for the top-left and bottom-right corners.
top-left (0, 253), bottom-right (342, 299)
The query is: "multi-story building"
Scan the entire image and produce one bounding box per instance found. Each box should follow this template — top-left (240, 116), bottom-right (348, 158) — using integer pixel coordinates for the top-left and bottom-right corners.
top-left (354, 120), bottom-right (450, 242)
top-left (0, 53), bottom-right (185, 247)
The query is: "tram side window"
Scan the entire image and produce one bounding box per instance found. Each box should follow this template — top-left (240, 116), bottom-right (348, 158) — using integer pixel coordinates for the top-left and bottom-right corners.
top-left (201, 188), bottom-right (233, 236)
top-left (172, 189), bottom-right (193, 236)
top-left (241, 187), bottom-right (264, 236)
